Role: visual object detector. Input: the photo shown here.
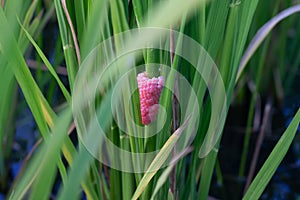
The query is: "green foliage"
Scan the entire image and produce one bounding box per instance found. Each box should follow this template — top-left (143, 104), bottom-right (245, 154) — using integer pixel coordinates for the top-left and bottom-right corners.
top-left (243, 108), bottom-right (300, 199)
top-left (0, 0), bottom-right (299, 200)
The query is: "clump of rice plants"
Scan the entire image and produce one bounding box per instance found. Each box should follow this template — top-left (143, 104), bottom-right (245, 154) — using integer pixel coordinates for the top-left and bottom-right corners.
top-left (0, 0), bottom-right (300, 200)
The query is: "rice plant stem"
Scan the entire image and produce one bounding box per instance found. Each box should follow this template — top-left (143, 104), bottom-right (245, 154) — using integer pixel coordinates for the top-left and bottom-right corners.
top-left (244, 98), bottom-right (272, 193)
top-left (238, 92), bottom-right (256, 177)
top-left (54, 0), bottom-right (77, 89)
top-left (61, 0), bottom-right (81, 64)
top-left (170, 27), bottom-right (178, 197)
top-left (146, 0), bottom-right (160, 78)
top-left (215, 158), bottom-right (226, 198)
top-left (198, 138), bottom-right (221, 200)
top-left (141, 1), bottom-right (161, 199)
top-left (239, 24), bottom-right (273, 176)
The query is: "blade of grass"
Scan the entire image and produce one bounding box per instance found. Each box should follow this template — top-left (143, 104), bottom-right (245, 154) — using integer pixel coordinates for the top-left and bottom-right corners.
top-left (109, 2), bottom-right (130, 198)
top-left (110, 0), bottom-right (129, 56)
top-left (1, 6), bottom-right (97, 199)
top-left (191, 0), bottom-right (232, 163)
top-left (0, 8), bottom-right (72, 192)
top-left (131, 116), bottom-right (191, 200)
top-left (29, 109), bottom-right (72, 200)
top-left (218, 2), bottom-right (239, 88)
top-left (132, 0), bottom-right (146, 27)
top-left (17, 0), bottom-right (38, 43)
top-left (238, 0), bottom-right (280, 174)
top-left (203, 0), bottom-right (230, 59)
top-left (0, 58), bottom-right (16, 184)
top-left (236, 4), bottom-right (300, 82)
top-left (120, 136), bottom-right (135, 200)
top-left (142, 0), bottom-right (205, 29)
top-left (61, 1), bottom-right (209, 198)
top-left (243, 108), bottom-right (300, 200)
top-left (20, 22), bottom-right (71, 103)
top-left (80, 0), bottom-right (107, 60)
top-left (54, 0), bottom-right (78, 89)
top-left (61, 0), bottom-right (81, 64)
top-left (58, 89), bottom-right (113, 200)
top-left (244, 98), bottom-right (272, 192)
top-left (0, 6), bottom-right (54, 137)
top-left (227, 0), bottom-right (259, 97)
top-left (150, 146), bottom-right (193, 200)
top-left (9, 108), bottom-right (72, 200)
top-left (73, 0), bottom-right (86, 42)
top-left (198, 0), bottom-right (259, 199)
top-left (3, 0), bottom-right (22, 36)
top-left (0, 0), bottom-right (46, 186)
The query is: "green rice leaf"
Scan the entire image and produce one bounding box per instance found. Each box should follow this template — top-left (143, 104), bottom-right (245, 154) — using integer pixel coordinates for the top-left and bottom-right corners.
top-left (150, 147), bottom-right (192, 200)
top-left (20, 22), bottom-right (71, 103)
top-left (9, 109), bottom-right (72, 200)
top-left (54, 0), bottom-right (78, 89)
top-left (243, 108), bottom-right (300, 200)
top-left (0, 6), bottom-right (55, 136)
top-left (131, 116), bottom-right (191, 200)
top-left (237, 4), bottom-right (300, 82)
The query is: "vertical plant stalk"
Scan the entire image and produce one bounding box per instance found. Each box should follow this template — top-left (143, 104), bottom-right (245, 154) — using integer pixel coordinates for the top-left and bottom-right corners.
top-left (141, 0), bottom-right (161, 198)
top-left (238, 7), bottom-right (276, 175)
top-left (238, 91), bottom-right (257, 177)
top-left (244, 98), bottom-right (272, 193)
top-left (170, 27), bottom-right (178, 197)
top-left (168, 14), bottom-right (186, 198)
top-left (132, 116), bottom-right (191, 200)
top-left (146, 48), bottom-right (160, 78)
top-left (146, 0), bottom-right (160, 78)
top-left (61, 0), bottom-right (81, 64)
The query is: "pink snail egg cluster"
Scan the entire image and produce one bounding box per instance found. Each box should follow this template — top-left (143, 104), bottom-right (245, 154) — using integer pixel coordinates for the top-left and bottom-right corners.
top-left (137, 72), bottom-right (164, 125)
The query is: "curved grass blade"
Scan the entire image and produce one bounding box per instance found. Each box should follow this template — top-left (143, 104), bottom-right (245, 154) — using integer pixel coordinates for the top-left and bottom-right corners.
top-left (0, 6), bottom-right (54, 136)
top-left (131, 116), bottom-right (191, 200)
top-left (236, 4), bottom-right (300, 82)
top-left (9, 108), bottom-right (72, 200)
top-left (19, 21), bottom-right (71, 103)
top-left (243, 108), bottom-right (300, 200)
top-left (58, 1), bottom-right (208, 200)
top-left (57, 88), bottom-right (113, 200)
top-left (198, 0), bottom-right (259, 198)
top-left (150, 147), bottom-right (193, 200)
top-left (0, 6), bottom-right (97, 199)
